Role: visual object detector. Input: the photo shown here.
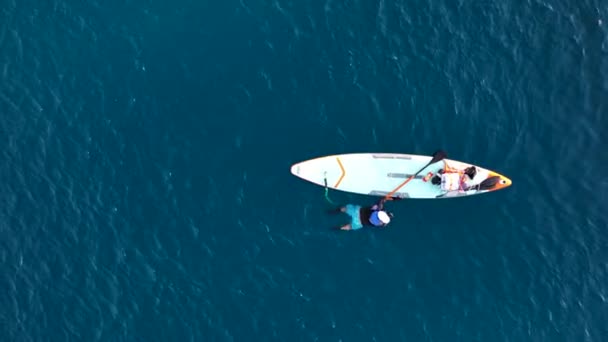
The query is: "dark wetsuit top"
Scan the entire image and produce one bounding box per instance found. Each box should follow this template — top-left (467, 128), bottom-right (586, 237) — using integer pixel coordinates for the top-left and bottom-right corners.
top-left (359, 199), bottom-right (385, 227)
top-left (359, 207), bottom-right (373, 226)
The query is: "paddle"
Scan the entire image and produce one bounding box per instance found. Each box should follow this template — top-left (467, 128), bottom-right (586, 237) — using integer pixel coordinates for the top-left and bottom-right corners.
top-left (384, 150), bottom-right (447, 200)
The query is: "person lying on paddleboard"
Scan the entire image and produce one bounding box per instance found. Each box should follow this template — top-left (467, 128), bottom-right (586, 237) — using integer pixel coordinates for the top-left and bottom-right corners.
top-left (431, 166), bottom-right (477, 190)
top-left (329, 197), bottom-right (399, 231)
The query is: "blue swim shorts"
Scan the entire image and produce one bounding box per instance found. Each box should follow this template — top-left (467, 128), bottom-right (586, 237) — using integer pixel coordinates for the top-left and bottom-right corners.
top-left (345, 204), bottom-right (363, 230)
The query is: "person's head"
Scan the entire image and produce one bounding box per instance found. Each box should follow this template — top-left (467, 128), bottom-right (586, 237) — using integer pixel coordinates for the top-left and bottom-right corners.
top-left (464, 166), bottom-right (477, 179)
top-left (431, 175), bottom-right (441, 185)
top-left (371, 210), bottom-right (392, 226)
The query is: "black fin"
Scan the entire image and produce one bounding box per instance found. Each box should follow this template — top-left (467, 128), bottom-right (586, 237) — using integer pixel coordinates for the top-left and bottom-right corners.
top-left (463, 176), bottom-right (501, 191)
top-left (477, 176), bottom-right (500, 190)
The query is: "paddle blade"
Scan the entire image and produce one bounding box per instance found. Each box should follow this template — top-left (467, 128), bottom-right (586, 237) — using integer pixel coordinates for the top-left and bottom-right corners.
top-left (429, 150), bottom-right (447, 164)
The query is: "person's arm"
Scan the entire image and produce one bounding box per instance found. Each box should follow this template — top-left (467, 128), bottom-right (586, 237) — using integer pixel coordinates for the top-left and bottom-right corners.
top-left (371, 198), bottom-right (387, 210)
top-left (371, 196), bottom-right (401, 210)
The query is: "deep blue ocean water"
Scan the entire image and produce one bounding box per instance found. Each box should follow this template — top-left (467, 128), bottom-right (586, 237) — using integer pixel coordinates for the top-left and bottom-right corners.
top-left (1, 0), bottom-right (608, 340)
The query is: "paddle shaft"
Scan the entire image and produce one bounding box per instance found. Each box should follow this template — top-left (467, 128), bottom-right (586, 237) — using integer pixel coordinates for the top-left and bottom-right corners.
top-left (383, 170), bottom-right (423, 199)
top-left (383, 151), bottom-right (446, 199)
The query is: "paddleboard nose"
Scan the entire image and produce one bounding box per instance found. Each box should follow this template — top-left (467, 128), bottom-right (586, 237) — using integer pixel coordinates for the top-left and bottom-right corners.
top-left (488, 172), bottom-right (512, 190)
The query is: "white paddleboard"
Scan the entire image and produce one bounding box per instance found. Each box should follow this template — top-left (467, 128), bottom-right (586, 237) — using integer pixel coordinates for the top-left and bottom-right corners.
top-left (290, 153), bottom-right (512, 199)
